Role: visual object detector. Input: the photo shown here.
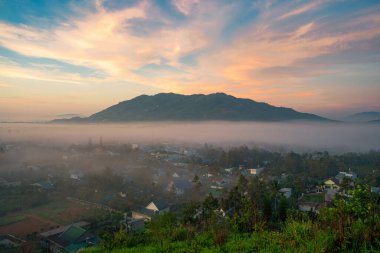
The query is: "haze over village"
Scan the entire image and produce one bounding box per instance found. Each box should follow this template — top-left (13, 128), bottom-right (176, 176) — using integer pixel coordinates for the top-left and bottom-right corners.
top-left (0, 0), bottom-right (379, 252)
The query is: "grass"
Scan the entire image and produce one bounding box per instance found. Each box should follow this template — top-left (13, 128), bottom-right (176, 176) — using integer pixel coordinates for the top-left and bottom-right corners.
top-left (302, 193), bottom-right (324, 203)
top-left (0, 199), bottom-right (110, 228)
top-left (0, 214), bottom-right (27, 226)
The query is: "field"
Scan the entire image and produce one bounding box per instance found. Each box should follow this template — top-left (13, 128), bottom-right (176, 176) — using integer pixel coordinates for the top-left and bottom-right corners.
top-left (0, 215), bottom-right (57, 238)
top-left (0, 199), bottom-right (109, 238)
top-left (302, 193), bottom-right (325, 203)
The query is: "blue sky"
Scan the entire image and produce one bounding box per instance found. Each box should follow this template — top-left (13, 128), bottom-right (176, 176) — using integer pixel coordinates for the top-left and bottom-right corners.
top-left (0, 0), bottom-right (379, 120)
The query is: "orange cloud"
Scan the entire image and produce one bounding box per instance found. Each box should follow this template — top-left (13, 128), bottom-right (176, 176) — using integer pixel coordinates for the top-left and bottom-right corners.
top-left (0, 1), bottom-right (379, 120)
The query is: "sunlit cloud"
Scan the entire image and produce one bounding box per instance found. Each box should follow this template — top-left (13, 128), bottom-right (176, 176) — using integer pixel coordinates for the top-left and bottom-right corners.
top-left (0, 0), bottom-right (379, 120)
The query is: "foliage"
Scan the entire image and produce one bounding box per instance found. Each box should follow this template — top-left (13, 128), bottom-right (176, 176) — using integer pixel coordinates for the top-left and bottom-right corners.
top-left (87, 180), bottom-right (380, 253)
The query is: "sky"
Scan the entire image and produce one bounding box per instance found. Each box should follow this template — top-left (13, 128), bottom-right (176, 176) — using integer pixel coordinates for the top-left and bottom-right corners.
top-left (0, 0), bottom-right (379, 121)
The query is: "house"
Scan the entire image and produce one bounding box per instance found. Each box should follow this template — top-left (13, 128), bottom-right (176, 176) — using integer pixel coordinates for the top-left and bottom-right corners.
top-left (325, 188), bottom-right (338, 202)
top-left (224, 168), bottom-right (234, 174)
top-left (279, 188), bottom-right (292, 199)
top-left (297, 202), bottom-right (325, 213)
top-left (371, 186), bottom-right (380, 195)
top-left (242, 167), bottom-right (264, 177)
top-left (132, 200), bottom-right (170, 221)
top-left (146, 200), bottom-right (170, 213)
top-left (122, 218), bottom-right (145, 233)
top-left (0, 178), bottom-right (7, 187)
top-left (7, 181), bottom-right (21, 187)
top-left (119, 192), bottom-right (127, 198)
top-left (323, 178), bottom-right (340, 190)
top-left (40, 221), bottom-right (97, 253)
top-left (167, 179), bottom-right (192, 195)
top-left (0, 178), bottom-right (21, 187)
top-left (297, 193), bottom-right (325, 213)
top-left (0, 234), bottom-right (25, 249)
top-left (335, 171), bottom-right (357, 184)
top-left (31, 181), bottom-right (54, 191)
top-left (69, 170), bottom-right (84, 180)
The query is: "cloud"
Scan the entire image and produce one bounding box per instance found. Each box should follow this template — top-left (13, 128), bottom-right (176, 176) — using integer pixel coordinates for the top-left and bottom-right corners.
top-left (0, 0), bottom-right (379, 120)
top-left (171, 0), bottom-right (200, 16)
top-left (279, 0), bottom-right (325, 20)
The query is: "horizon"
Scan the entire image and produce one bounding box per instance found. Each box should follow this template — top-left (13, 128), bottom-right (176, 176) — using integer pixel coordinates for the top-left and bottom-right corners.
top-left (0, 1), bottom-right (380, 121)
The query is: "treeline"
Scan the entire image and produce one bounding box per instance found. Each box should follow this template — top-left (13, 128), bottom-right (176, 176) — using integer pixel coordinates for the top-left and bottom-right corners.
top-left (86, 177), bottom-right (380, 253)
top-left (0, 186), bottom-right (49, 216)
top-left (199, 145), bottom-right (380, 185)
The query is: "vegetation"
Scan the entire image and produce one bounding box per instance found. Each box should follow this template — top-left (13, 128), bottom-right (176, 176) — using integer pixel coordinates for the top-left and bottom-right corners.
top-left (0, 186), bottom-right (49, 216)
top-left (56, 93), bottom-right (327, 122)
top-left (85, 179), bottom-right (380, 252)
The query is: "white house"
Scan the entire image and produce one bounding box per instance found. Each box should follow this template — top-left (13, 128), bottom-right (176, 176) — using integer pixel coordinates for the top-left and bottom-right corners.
top-left (335, 171), bottom-right (357, 184)
top-left (279, 188), bottom-right (292, 199)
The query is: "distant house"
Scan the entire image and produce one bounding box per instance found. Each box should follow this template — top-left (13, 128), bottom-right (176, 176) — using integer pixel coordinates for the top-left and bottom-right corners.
top-left (279, 188), bottom-right (292, 199)
top-left (167, 179), bottom-right (192, 195)
top-left (325, 188), bottom-right (338, 202)
top-left (40, 221), bottom-right (97, 253)
top-left (0, 234), bottom-right (25, 250)
top-left (69, 170), bottom-right (84, 180)
top-left (242, 167), bottom-right (264, 177)
top-left (371, 187), bottom-right (380, 195)
top-left (298, 202), bottom-right (325, 213)
top-left (335, 171), bottom-right (357, 184)
top-left (224, 168), bottom-right (234, 174)
top-left (0, 178), bottom-right (21, 187)
top-left (27, 165), bottom-right (41, 171)
top-left (6, 181), bottom-right (21, 187)
top-left (31, 181), bottom-right (54, 191)
top-left (132, 200), bottom-right (170, 221)
top-left (297, 193), bottom-right (325, 213)
top-left (0, 178), bottom-right (7, 187)
top-left (323, 178), bottom-right (340, 190)
top-left (123, 218), bottom-right (145, 233)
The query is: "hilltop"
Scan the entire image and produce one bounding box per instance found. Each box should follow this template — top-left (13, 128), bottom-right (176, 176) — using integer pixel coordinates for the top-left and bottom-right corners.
top-left (53, 93), bottom-right (329, 122)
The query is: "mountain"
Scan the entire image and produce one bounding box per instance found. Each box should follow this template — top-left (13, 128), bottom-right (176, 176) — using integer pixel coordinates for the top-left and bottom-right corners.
top-left (55, 113), bottom-right (84, 119)
top-left (344, 112), bottom-right (380, 122)
top-left (368, 119), bottom-right (380, 123)
top-left (52, 93), bottom-right (330, 122)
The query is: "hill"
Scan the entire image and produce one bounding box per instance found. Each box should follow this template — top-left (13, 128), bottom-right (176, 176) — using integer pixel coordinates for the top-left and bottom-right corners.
top-left (369, 119), bottom-right (380, 123)
top-left (53, 93), bottom-right (330, 122)
top-left (345, 111), bottom-right (380, 122)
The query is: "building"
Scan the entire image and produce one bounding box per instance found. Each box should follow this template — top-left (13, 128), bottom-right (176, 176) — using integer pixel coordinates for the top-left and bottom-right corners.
top-left (371, 186), bottom-right (380, 195)
top-left (167, 179), bottom-right (192, 195)
top-left (325, 188), bottom-right (338, 202)
top-left (0, 178), bottom-right (21, 187)
top-left (69, 170), bottom-right (84, 180)
top-left (297, 202), bottom-right (325, 213)
top-left (132, 200), bottom-right (170, 221)
top-left (0, 234), bottom-right (25, 250)
top-left (297, 193), bottom-right (325, 213)
top-left (323, 178), bottom-right (340, 190)
top-left (31, 181), bottom-right (55, 191)
top-left (40, 221), bottom-right (97, 253)
top-left (242, 167), bottom-right (264, 177)
top-left (279, 188), bottom-right (292, 199)
top-left (335, 171), bottom-right (357, 184)
top-left (121, 218), bottom-right (145, 233)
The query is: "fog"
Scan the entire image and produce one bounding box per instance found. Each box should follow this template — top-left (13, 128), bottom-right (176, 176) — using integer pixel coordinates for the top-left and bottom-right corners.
top-left (0, 122), bottom-right (379, 152)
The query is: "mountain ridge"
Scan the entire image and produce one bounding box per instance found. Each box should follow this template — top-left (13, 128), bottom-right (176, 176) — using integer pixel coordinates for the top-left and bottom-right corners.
top-left (52, 92), bottom-right (331, 123)
top-left (344, 111), bottom-right (380, 122)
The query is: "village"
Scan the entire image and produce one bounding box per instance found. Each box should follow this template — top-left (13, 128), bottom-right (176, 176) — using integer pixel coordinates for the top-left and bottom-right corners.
top-left (0, 140), bottom-right (379, 252)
